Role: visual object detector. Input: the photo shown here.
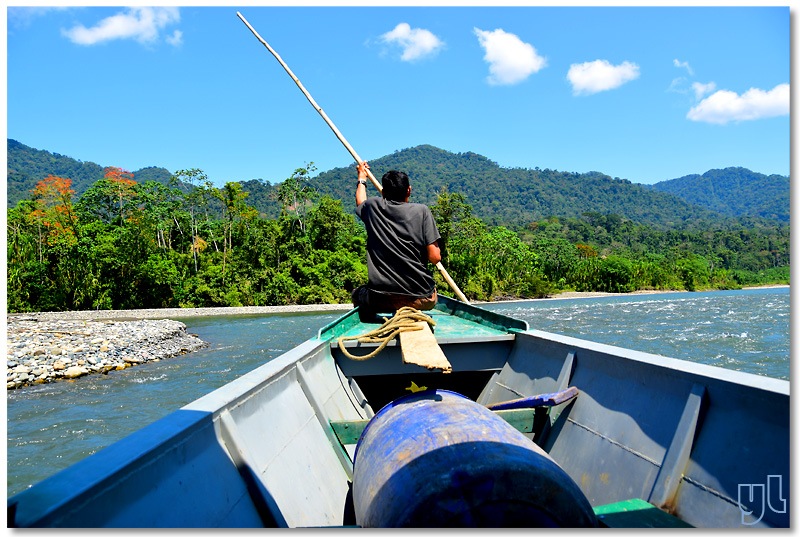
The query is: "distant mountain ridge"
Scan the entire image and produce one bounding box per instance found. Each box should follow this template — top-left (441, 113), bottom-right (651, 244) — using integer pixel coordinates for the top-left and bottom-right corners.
top-left (6, 139), bottom-right (172, 207)
top-left (649, 167), bottom-right (789, 223)
top-left (6, 139), bottom-right (789, 229)
top-left (307, 145), bottom-right (788, 228)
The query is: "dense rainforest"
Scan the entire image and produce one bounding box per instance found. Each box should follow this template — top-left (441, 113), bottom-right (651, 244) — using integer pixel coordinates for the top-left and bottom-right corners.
top-left (6, 146), bottom-right (789, 312)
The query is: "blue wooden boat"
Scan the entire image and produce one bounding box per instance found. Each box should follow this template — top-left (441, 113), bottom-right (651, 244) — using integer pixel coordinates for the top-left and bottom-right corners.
top-left (7, 296), bottom-right (789, 528)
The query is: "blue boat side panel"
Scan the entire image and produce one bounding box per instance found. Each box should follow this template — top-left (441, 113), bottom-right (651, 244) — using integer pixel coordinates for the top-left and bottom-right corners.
top-left (477, 335), bottom-right (568, 407)
top-left (509, 329), bottom-right (790, 529)
top-left (672, 384), bottom-right (789, 528)
top-left (299, 346), bottom-right (371, 422)
top-left (8, 410), bottom-right (263, 528)
top-left (193, 345), bottom-right (355, 528)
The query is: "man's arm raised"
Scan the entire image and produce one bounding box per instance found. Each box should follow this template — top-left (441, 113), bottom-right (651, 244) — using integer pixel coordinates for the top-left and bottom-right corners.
top-left (356, 161), bottom-right (369, 207)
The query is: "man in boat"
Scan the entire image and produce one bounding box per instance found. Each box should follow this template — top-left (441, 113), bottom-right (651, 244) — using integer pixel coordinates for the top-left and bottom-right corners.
top-left (352, 161), bottom-right (442, 321)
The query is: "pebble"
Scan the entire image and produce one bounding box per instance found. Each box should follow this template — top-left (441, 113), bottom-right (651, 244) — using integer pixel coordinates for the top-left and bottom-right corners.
top-left (6, 318), bottom-right (208, 390)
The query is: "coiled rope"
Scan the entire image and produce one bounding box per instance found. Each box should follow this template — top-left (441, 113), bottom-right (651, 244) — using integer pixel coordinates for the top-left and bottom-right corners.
top-left (337, 307), bottom-right (437, 361)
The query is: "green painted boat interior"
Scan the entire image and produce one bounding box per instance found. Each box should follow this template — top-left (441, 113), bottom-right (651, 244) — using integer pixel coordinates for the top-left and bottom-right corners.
top-left (593, 498), bottom-right (694, 528)
top-left (319, 296), bottom-right (528, 343)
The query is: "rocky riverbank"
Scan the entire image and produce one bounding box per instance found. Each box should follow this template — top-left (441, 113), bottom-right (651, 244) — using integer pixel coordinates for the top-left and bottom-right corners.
top-left (6, 317), bottom-right (208, 390)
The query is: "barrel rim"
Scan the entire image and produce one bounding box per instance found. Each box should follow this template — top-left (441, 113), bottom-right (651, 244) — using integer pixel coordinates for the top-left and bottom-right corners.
top-left (353, 389), bottom-right (470, 464)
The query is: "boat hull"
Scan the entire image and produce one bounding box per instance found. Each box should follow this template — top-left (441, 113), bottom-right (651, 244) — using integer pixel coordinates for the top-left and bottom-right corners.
top-left (7, 297), bottom-right (790, 528)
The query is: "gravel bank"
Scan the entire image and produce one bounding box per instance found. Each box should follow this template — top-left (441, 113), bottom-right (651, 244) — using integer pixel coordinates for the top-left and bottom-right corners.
top-left (5, 305), bottom-right (353, 391)
top-left (6, 318), bottom-right (208, 390)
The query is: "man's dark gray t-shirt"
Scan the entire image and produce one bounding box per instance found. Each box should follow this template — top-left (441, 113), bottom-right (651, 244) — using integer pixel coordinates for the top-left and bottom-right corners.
top-left (355, 197), bottom-right (441, 298)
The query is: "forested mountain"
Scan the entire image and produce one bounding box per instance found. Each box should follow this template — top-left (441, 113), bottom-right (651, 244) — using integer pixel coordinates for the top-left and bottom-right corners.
top-left (307, 145), bottom-right (722, 230)
top-left (649, 167), bottom-right (789, 223)
top-left (7, 139), bottom-right (172, 207)
top-left (7, 139), bottom-right (789, 231)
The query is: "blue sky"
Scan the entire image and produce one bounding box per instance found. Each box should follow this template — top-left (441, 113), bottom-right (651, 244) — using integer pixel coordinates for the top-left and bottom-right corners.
top-left (5, 4), bottom-right (791, 187)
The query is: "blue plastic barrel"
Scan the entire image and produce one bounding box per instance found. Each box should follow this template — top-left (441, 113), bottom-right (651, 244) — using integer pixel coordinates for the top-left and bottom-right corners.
top-left (352, 390), bottom-right (597, 528)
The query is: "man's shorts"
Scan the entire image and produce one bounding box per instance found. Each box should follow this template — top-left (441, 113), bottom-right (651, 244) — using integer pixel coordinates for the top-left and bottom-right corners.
top-left (351, 285), bottom-right (437, 313)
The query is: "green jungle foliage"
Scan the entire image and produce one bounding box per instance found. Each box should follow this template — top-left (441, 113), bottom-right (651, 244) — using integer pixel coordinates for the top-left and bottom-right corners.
top-left (7, 160), bottom-right (789, 312)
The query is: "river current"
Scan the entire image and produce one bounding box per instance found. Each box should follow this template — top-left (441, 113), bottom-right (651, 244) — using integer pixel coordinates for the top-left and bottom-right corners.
top-left (6, 287), bottom-right (790, 497)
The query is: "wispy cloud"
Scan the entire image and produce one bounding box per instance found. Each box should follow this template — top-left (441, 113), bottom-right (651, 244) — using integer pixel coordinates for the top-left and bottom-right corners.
top-left (567, 59), bottom-right (639, 96)
top-left (668, 77), bottom-right (688, 94)
top-left (61, 7), bottom-right (181, 46)
top-left (474, 28), bottom-right (546, 86)
top-left (687, 83), bottom-right (789, 125)
top-left (673, 58), bottom-right (694, 76)
top-left (166, 30), bottom-right (183, 47)
top-left (8, 6), bottom-right (70, 29)
top-left (380, 23), bottom-right (443, 62)
top-left (691, 81), bottom-right (716, 101)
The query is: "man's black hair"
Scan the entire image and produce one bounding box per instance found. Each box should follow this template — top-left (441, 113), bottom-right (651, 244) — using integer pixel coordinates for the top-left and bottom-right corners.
top-left (381, 170), bottom-right (409, 202)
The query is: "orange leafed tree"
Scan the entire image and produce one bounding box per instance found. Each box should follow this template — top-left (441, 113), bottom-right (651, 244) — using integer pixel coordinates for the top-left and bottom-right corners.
top-left (104, 166), bottom-right (137, 222)
top-left (575, 244), bottom-right (598, 259)
top-left (28, 175), bottom-right (78, 250)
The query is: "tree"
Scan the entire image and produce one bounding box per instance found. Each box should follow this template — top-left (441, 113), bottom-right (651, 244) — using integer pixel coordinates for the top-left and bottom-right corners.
top-left (307, 195), bottom-right (359, 252)
top-left (103, 167), bottom-right (137, 223)
top-left (277, 163), bottom-right (318, 237)
top-left (430, 185), bottom-right (472, 267)
top-left (211, 181), bottom-right (253, 285)
top-left (134, 181), bottom-right (182, 251)
top-left (171, 168), bottom-right (208, 274)
top-left (28, 175), bottom-right (78, 251)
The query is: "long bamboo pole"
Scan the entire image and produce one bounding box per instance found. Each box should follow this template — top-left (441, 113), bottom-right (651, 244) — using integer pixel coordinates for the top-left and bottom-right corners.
top-left (237, 11), bottom-right (471, 304)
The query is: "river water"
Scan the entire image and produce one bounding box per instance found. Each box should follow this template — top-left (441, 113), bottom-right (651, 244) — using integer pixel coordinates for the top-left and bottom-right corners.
top-left (6, 287), bottom-right (790, 497)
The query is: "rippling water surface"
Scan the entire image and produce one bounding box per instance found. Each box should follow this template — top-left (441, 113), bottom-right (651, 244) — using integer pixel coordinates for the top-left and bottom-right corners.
top-left (484, 287), bottom-right (790, 381)
top-left (6, 288), bottom-right (789, 497)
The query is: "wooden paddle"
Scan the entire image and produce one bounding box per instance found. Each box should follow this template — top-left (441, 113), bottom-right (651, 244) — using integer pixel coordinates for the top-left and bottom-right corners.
top-left (237, 12), bottom-right (470, 304)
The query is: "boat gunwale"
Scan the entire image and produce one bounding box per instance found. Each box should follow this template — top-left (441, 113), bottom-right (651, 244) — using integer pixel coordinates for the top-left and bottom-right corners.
top-left (521, 328), bottom-right (789, 396)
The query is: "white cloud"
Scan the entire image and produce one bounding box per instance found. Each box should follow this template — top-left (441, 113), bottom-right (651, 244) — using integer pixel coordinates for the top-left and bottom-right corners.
top-left (692, 81), bottom-right (716, 100)
top-left (673, 59), bottom-right (694, 76)
top-left (380, 23), bottom-right (443, 62)
top-left (567, 59), bottom-right (640, 96)
top-left (166, 30), bottom-right (183, 47)
top-left (474, 27), bottom-right (546, 86)
top-left (687, 83), bottom-right (789, 125)
top-left (61, 7), bottom-right (180, 46)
